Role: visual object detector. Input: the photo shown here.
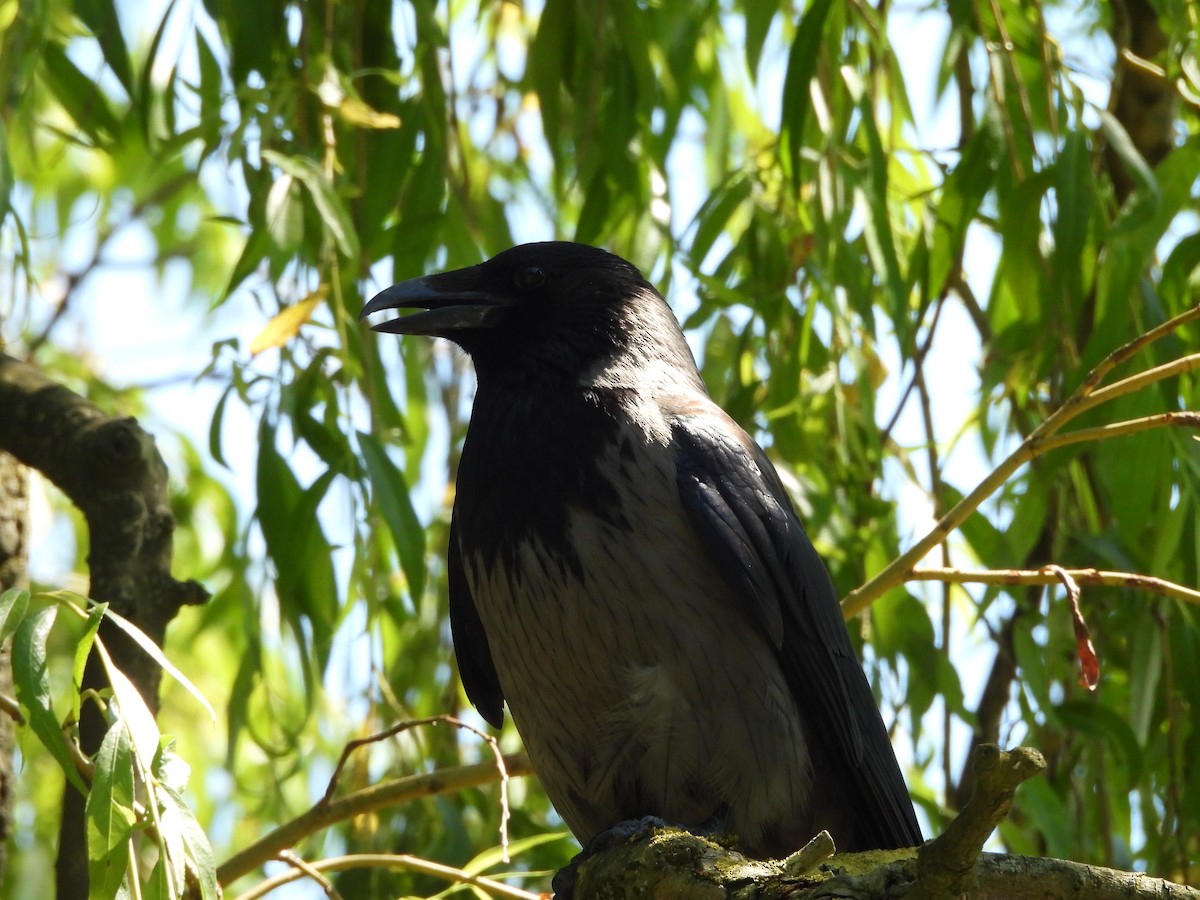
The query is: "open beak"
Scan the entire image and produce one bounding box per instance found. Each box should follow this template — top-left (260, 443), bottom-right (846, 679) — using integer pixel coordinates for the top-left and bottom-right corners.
top-left (359, 276), bottom-right (506, 335)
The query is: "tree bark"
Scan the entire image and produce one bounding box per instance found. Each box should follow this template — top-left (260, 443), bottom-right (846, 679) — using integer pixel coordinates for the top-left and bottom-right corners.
top-left (0, 451), bottom-right (27, 883)
top-left (565, 747), bottom-right (1198, 899)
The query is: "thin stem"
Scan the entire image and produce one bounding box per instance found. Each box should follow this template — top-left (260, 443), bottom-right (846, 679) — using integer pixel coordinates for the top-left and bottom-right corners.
top-left (217, 754), bottom-right (533, 886)
top-left (231, 852), bottom-right (542, 900)
top-left (842, 308), bottom-right (1200, 618)
top-left (908, 566), bottom-right (1200, 606)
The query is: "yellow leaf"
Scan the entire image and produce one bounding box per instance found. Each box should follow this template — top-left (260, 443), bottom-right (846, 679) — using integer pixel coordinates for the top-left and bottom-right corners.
top-left (337, 97), bottom-right (401, 129)
top-left (249, 287), bottom-right (328, 356)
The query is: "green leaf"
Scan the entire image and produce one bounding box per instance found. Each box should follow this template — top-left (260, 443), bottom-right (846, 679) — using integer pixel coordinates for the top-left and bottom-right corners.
top-left (99, 605), bottom-right (216, 724)
top-left (86, 724), bottom-right (136, 900)
top-left (223, 225), bottom-right (268, 300)
top-left (72, 602), bottom-right (106, 720)
top-left (261, 150), bottom-right (360, 260)
top-left (263, 173), bottom-right (304, 254)
top-left (1127, 613), bottom-right (1162, 746)
top-left (74, 0), bottom-right (135, 97)
top-left (13, 605), bottom-right (87, 793)
top-left (1051, 130), bottom-right (1093, 308)
top-left (1098, 111), bottom-right (1161, 234)
top-left (0, 587), bottom-right (29, 644)
top-left (40, 42), bottom-right (121, 143)
top-left (100, 651), bottom-right (162, 772)
top-left (157, 785), bottom-right (220, 900)
top-left (137, 0), bottom-right (179, 148)
top-left (1160, 230), bottom-right (1200, 309)
top-left (141, 858), bottom-right (171, 900)
top-left (359, 431), bottom-right (427, 601)
top-left (780, 0), bottom-right (833, 186)
top-left (208, 382), bottom-right (234, 470)
top-left (743, 0), bottom-right (777, 77)
top-left (689, 174), bottom-right (752, 267)
top-left (195, 30), bottom-right (223, 138)
top-left (256, 418), bottom-right (338, 666)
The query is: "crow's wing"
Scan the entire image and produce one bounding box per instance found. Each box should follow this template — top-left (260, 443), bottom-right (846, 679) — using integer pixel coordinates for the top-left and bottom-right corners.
top-left (670, 410), bottom-right (922, 850)
top-left (448, 511), bottom-right (505, 728)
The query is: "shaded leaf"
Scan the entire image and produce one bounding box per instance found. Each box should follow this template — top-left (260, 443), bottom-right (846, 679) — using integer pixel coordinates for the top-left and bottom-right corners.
top-left (359, 431), bottom-right (427, 601)
top-left (13, 606), bottom-right (87, 793)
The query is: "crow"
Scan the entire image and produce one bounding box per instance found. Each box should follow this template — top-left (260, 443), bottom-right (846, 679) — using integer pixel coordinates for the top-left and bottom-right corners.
top-left (361, 242), bottom-right (921, 858)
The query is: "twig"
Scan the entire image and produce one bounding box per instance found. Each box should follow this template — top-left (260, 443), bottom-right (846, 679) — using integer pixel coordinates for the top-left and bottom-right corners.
top-left (842, 306), bottom-right (1200, 618)
top-left (908, 566), bottom-right (1200, 606)
top-left (276, 850), bottom-right (342, 900)
top-left (217, 753), bottom-right (533, 886)
top-left (906, 745), bottom-right (1046, 899)
top-left (0, 691), bottom-right (24, 724)
top-left (230, 852), bottom-right (542, 900)
top-left (1031, 411), bottom-right (1200, 455)
top-left (321, 714), bottom-right (513, 862)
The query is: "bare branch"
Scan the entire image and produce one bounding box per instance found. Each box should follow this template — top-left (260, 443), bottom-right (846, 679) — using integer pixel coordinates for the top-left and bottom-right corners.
top-left (907, 745), bottom-right (1046, 900)
top-left (231, 852), bottom-right (542, 900)
top-left (321, 714), bottom-right (514, 862)
top-left (842, 309), bottom-right (1200, 618)
top-left (909, 566), bottom-right (1200, 606)
top-left (216, 754), bottom-right (534, 887)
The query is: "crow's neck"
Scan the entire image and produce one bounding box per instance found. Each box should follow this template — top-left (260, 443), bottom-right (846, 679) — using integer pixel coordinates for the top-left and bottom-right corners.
top-left (454, 378), bottom-right (634, 577)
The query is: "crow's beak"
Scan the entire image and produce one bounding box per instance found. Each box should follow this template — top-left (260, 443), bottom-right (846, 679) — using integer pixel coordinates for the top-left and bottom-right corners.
top-left (360, 276), bottom-right (506, 335)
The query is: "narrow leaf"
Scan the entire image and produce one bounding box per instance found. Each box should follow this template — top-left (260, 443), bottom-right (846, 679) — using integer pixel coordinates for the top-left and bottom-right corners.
top-left (99, 605), bottom-right (216, 724)
top-left (0, 587), bottom-right (29, 644)
top-left (97, 643), bottom-right (162, 771)
top-left (359, 431), bottom-right (427, 600)
top-left (158, 786), bottom-right (220, 900)
top-left (13, 606), bottom-right (87, 792)
top-left (71, 602), bottom-right (106, 720)
top-left (261, 150), bottom-right (360, 259)
top-left (249, 286), bottom-right (328, 356)
top-left (780, 0), bottom-right (833, 186)
top-left (87, 724), bottom-right (136, 900)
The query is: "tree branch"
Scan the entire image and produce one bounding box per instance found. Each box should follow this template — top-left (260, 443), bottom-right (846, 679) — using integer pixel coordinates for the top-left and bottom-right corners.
top-left (910, 565), bottom-right (1200, 605)
top-left (216, 753), bottom-right (533, 887)
top-left (842, 307), bottom-right (1200, 618)
top-left (0, 353), bottom-right (209, 899)
top-left (231, 852), bottom-right (542, 900)
top-left (565, 745), bottom-right (1198, 899)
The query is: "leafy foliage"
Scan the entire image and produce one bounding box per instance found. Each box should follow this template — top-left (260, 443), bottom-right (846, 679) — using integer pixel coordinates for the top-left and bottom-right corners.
top-left (1, 0), bottom-right (1198, 896)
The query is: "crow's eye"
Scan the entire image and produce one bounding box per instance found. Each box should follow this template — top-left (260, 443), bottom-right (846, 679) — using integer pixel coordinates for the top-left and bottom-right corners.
top-left (514, 264), bottom-right (546, 290)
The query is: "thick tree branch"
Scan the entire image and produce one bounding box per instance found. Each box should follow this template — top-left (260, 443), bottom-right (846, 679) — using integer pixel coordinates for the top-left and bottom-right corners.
top-left (0, 353), bottom-right (208, 899)
top-left (0, 354), bottom-right (209, 644)
top-left (907, 745), bottom-right (1045, 899)
top-left (566, 746), bottom-right (1197, 899)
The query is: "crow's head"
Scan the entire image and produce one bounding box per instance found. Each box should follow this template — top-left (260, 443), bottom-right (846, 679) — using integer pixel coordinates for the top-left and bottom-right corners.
top-left (361, 242), bottom-right (697, 385)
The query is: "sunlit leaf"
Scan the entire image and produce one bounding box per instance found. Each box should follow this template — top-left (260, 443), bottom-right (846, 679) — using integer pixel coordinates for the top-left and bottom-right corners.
top-left (261, 150), bottom-right (360, 259)
top-left (86, 724), bottom-right (136, 900)
top-left (98, 605), bottom-right (216, 724)
top-left (0, 587), bottom-right (29, 644)
top-left (248, 286), bottom-right (328, 356)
